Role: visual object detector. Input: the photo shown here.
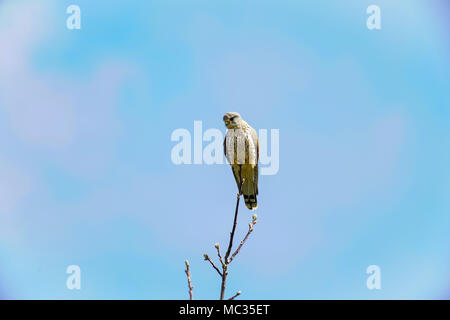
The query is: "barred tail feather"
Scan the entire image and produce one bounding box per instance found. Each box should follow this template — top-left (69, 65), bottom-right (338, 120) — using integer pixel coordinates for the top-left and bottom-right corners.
top-left (242, 178), bottom-right (258, 210)
top-left (243, 193), bottom-right (257, 210)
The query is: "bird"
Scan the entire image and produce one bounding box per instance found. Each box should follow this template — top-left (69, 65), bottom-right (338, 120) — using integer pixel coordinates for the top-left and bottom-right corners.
top-left (223, 112), bottom-right (259, 210)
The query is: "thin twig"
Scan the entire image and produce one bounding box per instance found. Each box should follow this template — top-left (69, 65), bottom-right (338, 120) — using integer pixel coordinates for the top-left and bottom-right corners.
top-left (203, 254), bottom-right (222, 277)
top-left (215, 243), bottom-right (224, 266)
top-left (228, 291), bottom-right (242, 300)
top-left (184, 260), bottom-right (193, 300)
top-left (228, 214), bottom-right (258, 264)
top-left (224, 169), bottom-right (243, 264)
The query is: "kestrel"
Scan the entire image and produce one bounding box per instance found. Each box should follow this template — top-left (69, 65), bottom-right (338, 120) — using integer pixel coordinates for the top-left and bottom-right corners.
top-left (223, 112), bottom-right (259, 210)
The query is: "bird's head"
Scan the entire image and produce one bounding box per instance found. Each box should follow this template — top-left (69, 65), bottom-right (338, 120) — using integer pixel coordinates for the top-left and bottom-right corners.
top-left (223, 112), bottom-right (243, 129)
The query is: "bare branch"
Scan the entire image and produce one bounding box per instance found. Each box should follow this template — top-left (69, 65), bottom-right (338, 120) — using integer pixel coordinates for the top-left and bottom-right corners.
top-left (224, 176), bottom-right (244, 264)
top-left (220, 166), bottom-right (243, 300)
top-left (228, 214), bottom-right (257, 264)
top-left (228, 291), bottom-right (242, 300)
top-left (203, 254), bottom-right (223, 277)
top-left (184, 260), bottom-right (193, 300)
top-left (215, 243), bottom-right (224, 266)
top-left (220, 264), bottom-right (228, 300)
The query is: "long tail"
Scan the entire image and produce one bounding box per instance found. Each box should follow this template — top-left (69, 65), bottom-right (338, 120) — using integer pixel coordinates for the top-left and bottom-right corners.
top-left (242, 179), bottom-right (257, 210)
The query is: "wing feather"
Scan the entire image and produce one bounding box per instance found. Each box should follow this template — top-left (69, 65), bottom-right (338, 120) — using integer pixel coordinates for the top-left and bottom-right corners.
top-left (251, 128), bottom-right (259, 194)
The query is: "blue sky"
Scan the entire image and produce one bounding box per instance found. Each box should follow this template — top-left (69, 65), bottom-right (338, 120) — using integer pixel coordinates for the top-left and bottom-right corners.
top-left (0, 0), bottom-right (449, 299)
